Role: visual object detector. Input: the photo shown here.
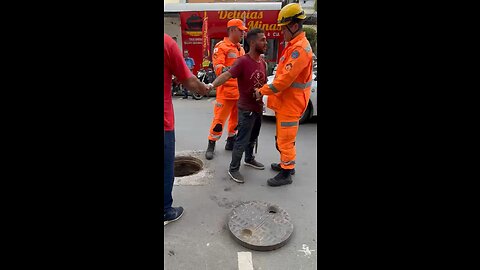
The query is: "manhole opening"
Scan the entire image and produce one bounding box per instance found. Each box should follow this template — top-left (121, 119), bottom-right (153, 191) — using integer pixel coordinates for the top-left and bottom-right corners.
top-left (174, 156), bottom-right (204, 177)
top-left (268, 206), bottom-right (278, 214)
top-left (241, 229), bottom-right (252, 237)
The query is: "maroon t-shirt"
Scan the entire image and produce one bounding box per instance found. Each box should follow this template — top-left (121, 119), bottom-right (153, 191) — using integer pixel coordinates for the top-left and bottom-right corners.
top-left (228, 54), bottom-right (267, 113)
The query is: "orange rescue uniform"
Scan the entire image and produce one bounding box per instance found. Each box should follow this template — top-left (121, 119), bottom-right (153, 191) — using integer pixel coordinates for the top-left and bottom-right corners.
top-left (208, 37), bottom-right (245, 141)
top-left (259, 32), bottom-right (313, 170)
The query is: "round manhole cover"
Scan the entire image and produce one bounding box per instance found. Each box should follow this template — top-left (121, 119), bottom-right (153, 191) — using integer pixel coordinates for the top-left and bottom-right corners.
top-left (174, 156), bottom-right (203, 177)
top-left (227, 201), bottom-right (294, 251)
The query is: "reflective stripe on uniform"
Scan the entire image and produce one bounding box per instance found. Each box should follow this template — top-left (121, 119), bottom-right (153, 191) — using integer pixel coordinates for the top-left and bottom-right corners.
top-left (281, 121), bottom-right (298, 127)
top-left (281, 160), bottom-right (296, 165)
top-left (215, 102), bottom-right (223, 107)
top-left (268, 84), bottom-right (279, 93)
top-left (210, 134), bottom-right (221, 139)
top-left (227, 53), bottom-right (237, 58)
top-left (290, 80), bottom-right (312, 89)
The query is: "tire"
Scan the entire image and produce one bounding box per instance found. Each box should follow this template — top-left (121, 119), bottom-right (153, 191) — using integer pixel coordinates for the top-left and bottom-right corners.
top-left (192, 92), bottom-right (203, 100)
top-left (299, 102), bottom-right (312, 124)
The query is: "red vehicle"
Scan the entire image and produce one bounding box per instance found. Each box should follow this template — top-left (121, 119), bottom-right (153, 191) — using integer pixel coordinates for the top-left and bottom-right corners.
top-left (165, 2), bottom-right (284, 77)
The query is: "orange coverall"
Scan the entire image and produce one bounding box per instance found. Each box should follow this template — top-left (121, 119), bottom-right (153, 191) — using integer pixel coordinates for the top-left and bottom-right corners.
top-left (208, 37), bottom-right (245, 141)
top-left (259, 32), bottom-right (313, 170)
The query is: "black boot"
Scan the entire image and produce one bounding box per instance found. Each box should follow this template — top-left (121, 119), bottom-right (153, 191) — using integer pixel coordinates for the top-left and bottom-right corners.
top-left (267, 169), bottom-right (293, 187)
top-left (271, 163), bottom-right (295, 175)
top-left (205, 140), bottom-right (215, 160)
top-left (225, 135), bottom-right (235, 151)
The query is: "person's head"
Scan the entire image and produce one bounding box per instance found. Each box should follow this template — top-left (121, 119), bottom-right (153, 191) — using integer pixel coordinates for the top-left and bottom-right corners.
top-left (277, 3), bottom-right (306, 42)
top-left (246, 28), bottom-right (268, 55)
top-left (227, 19), bottom-right (247, 43)
top-left (184, 51), bottom-right (189, 58)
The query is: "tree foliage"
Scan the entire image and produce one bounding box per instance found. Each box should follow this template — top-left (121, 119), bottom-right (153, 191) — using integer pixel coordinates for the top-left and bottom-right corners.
top-left (303, 27), bottom-right (317, 55)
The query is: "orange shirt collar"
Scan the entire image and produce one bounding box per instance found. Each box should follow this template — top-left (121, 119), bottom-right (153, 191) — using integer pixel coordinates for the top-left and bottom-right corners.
top-left (223, 37), bottom-right (240, 47)
top-left (287, 32), bottom-right (306, 47)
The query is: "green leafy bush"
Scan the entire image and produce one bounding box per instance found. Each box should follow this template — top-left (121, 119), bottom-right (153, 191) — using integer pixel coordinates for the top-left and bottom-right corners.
top-left (303, 27), bottom-right (317, 55)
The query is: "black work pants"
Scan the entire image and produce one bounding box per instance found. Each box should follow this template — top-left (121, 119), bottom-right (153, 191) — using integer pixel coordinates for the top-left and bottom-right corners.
top-left (229, 109), bottom-right (262, 172)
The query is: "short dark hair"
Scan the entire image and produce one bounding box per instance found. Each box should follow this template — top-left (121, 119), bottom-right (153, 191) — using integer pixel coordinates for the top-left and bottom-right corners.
top-left (227, 26), bottom-right (236, 34)
top-left (246, 28), bottom-right (265, 46)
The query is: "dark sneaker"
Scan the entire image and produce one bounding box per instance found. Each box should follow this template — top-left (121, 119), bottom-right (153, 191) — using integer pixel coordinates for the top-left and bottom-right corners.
top-left (271, 163), bottom-right (295, 175)
top-left (267, 170), bottom-right (293, 187)
top-left (225, 136), bottom-right (235, 151)
top-left (164, 206), bottom-right (184, 226)
top-left (244, 159), bottom-right (265, 170)
top-left (205, 140), bottom-right (215, 160)
top-left (228, 170), bottom-right (245, 183)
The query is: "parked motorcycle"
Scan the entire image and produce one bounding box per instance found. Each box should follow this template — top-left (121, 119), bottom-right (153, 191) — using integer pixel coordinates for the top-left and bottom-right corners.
top-left (172, 75), bottom-right (199, 99)
top-left (172, 75), bottom-right (187, 97)
top-left (193, 67), bottom-right (216, 100)
top-left (197, 67), bottom-right (216, 84)
top-left (171, 69), bottom-right (216, 100)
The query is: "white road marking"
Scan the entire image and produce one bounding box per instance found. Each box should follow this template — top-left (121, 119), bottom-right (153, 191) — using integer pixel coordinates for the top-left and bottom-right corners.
top-left (298, 244), bottom-right (315, 256)
top-left (237, 252), bottom-right (254, 270)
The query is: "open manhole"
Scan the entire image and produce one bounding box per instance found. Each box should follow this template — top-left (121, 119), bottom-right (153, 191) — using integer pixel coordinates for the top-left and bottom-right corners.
top-left (174, 156), bottom-right (204, 177)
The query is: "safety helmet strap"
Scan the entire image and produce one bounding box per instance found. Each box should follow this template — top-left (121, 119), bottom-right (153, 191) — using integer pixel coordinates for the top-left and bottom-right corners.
top-left (286, 23), bottom-right (300, 36)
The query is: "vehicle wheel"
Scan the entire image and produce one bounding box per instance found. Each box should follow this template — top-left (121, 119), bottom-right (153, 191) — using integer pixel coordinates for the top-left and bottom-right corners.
top-left (175, 85), bottom-right (183, 96)
top-left (192, 92), bottom-right (203, 100)
top-left (299, 102), bottom-right (312, 124)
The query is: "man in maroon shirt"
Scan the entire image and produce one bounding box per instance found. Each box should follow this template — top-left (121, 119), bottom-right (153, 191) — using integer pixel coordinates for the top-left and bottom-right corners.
top-left (164, 34), bottom-right (209, 225)
top-left (207, 28), bottom-right (268, 183)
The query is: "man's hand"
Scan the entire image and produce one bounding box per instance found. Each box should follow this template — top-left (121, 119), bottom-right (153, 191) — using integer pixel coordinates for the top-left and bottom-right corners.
top-left (198, 82), bottom-right (209, 96)
top-left (206, 83), bottom-right (214, 91)
top-left (182, 76), bottom-right (209, 96)
top-left (254, 88), bottom-right (262, 101)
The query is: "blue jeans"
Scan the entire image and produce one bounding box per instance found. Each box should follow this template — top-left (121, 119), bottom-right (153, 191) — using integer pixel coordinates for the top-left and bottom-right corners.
top-left (164, 130), bottom-right (175, 211)
top-left (229, 109), bottom-right (262, 172)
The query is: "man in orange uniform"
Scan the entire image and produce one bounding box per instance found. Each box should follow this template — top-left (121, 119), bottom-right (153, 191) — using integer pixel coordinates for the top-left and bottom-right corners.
top-left (205, 19), bottom-right (247, 160)
top-left (255, 3), bottom-right (313, 186)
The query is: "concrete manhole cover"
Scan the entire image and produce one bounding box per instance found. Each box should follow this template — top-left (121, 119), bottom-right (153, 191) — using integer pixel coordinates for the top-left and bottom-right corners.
top-left (174, 156), bottom-right (203, 177)
top-left (227, 201), bottom-right (294, 251)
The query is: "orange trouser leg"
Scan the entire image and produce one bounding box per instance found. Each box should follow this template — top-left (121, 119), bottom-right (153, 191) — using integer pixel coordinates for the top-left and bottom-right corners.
top-left (208, 99), bottom-right (238, 141)
top-left (227, 103), bottom-right (238, 137)
top-left (275, 114), bottom-right (300, 170)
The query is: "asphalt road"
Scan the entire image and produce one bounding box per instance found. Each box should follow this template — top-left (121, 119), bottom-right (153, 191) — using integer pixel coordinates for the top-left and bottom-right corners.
top-left (165, 96), bottom-right (317, 270)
